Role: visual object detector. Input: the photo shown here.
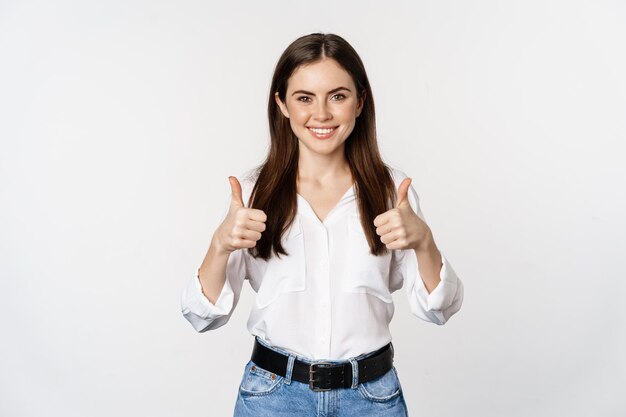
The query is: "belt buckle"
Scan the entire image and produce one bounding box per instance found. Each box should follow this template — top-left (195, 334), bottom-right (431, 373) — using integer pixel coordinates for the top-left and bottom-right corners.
top-left (309, 362), bottom-right (334, 392)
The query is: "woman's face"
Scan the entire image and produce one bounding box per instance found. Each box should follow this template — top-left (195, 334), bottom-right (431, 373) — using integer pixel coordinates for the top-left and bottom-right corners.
top-left (275, 58), bottom-right (365, 159)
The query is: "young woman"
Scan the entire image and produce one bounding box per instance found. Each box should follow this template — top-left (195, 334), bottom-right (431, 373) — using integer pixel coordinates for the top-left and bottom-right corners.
top-left (181, 33), bottom-right (464, 416)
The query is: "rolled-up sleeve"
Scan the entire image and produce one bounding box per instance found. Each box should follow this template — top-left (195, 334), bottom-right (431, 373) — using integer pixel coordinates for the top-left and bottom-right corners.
top-left (181, 248), bottom-right (247, 332)
top-left (399, 248), bottom-right (464, 325)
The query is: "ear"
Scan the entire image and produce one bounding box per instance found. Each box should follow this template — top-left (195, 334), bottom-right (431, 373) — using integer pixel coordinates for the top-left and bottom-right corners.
top-left (356, 90), bottom-right (366, 117)
top-left (275, 92), bottom-right (290, 118)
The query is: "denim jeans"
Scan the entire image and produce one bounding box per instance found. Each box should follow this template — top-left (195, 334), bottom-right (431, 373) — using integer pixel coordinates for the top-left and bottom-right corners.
top-left (233, 336), bottom-right (409, 417)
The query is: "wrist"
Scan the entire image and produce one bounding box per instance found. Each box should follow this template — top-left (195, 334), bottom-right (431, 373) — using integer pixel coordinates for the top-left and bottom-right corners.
top-left (210, 234), bottom-right (232, 257)
top-left (414, 230), bottom-right (436, 254)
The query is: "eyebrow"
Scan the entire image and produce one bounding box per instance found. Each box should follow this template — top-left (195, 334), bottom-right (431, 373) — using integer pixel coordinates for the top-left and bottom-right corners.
top-left (291, 86), bottom-right (352, 96)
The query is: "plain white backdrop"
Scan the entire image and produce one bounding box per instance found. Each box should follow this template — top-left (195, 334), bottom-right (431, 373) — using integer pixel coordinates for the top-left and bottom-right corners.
top-left (1, 0), bottom-right (625, 416)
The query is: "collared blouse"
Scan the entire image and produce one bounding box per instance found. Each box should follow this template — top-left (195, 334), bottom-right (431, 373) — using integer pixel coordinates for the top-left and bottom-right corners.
top-left (181, 166), bottom-right (464, 360)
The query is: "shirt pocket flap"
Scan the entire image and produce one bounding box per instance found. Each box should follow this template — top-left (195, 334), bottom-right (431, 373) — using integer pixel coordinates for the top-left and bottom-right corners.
top-left (255, 216), bottom-right (306, 309)
top-left (343, 213), bottom-right (393, 303)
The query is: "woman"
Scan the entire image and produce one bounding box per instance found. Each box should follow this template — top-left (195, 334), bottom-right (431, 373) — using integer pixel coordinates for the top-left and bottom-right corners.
top-left (181, 33), bottom-right (464, 416)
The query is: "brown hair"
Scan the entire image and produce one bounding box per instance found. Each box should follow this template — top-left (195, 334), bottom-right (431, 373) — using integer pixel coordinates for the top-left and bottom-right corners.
top-left (248, 33), bottom-right (397, 260)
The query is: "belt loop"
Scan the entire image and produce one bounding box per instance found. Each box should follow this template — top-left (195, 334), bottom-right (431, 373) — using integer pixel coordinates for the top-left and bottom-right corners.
top-left (349, 358), bottom-right (359, 389)
top-left (284, 354), bottom-right (296, 385)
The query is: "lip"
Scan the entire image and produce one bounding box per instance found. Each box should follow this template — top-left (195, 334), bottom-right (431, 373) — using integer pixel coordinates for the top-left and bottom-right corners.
top-left (307, 126), bottom-right (338, 140)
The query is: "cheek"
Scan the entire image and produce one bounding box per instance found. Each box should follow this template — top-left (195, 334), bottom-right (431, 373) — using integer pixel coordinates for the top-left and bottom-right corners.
top-left (287, 107), bottom-right (309, 124)
top-left (340, 103), bottom-right (359, 119)
top-left (288, 115), bottom-right (308, 138)
top-left (340, 111), bottom-right (358, 128)
top-left (289, 119), bottom-right (300, 133)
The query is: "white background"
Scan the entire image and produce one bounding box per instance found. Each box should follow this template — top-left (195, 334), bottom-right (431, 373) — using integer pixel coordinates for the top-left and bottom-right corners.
top-left (1, 1), bottom-right (625, 416)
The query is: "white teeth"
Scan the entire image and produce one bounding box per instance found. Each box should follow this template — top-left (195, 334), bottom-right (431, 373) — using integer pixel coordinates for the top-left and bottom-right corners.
top-left (310, 127), bottom-right (335, 134)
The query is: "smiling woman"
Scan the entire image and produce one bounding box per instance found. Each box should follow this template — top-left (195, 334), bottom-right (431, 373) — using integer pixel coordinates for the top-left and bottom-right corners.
top-left (275, 61), bottom-right (364, 149)
top-left (181, 32), bottom-right (464, 417)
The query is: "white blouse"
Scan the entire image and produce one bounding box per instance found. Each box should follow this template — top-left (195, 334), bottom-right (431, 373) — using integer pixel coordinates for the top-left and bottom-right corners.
top-left (181, 166), bottom-right (464, 360)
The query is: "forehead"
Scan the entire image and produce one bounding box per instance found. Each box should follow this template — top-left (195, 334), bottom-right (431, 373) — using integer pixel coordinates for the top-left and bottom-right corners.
top-left (287, 58), bottom-right (355, 92)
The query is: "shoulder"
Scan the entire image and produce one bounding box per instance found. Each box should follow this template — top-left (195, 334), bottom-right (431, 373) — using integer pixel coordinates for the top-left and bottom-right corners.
top-left (385, 163), bottom-right (410, 187)
top-left (238, 166), bottom-right (261, 208)
top-left (240, 167), bottom-right (259, 188)
top-left (384, 163), bottom-right (422, 214)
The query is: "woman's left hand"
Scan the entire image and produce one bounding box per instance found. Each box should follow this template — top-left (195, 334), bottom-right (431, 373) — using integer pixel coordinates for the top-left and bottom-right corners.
top-left (373, 178), bottom-right (433, 252)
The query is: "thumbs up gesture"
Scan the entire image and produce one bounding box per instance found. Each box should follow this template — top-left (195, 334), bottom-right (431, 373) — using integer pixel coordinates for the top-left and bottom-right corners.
top-left (373, 177), bottom-right (432, 252)
top-left (213, 176), bottom-right (267, 254)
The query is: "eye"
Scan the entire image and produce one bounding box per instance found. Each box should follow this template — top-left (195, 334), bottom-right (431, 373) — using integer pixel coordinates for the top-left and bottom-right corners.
top-left (297, 96), bottom-right (312, 103)
top-left (331, 93), bottom-right (346, 101)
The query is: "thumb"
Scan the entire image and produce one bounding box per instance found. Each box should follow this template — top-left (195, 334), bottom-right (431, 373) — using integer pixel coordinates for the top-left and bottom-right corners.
top-left (395, 177), bottom-right (412, 208)
top-left (229, 176), bottom-right (244, 208)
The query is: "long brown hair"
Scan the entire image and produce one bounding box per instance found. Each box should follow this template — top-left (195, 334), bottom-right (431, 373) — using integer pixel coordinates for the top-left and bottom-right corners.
top-left (248, 33), bottom-right (397, 260)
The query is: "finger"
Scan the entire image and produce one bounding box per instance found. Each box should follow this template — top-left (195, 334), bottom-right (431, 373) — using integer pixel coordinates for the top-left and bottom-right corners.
top-left (229, 176), bottom-right (244, 208)
top-left (379, 232), bottom-right (394, 245)
top-left (384, 239), bottom-right (404, 251)
top-left (246, 219), bottom-right (267, 233)
top-left (239, 228), bottom-right (262, 242)
top-left (375, 223), bottom-right (394, 236)
top-left (232, 237), bottom-right (258, 249)
top-left (395, 177), bottom-right (412, 208)
top-left (373, 212), bottom-right (392, 228)
top-left (379, 228), bottom-right (404, 245)
top-left (247, 208), bottom-right (267, 223)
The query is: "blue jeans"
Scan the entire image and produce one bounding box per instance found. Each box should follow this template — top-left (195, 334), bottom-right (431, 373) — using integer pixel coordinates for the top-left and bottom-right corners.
top-left (233, 336), bottom-right (409, 416)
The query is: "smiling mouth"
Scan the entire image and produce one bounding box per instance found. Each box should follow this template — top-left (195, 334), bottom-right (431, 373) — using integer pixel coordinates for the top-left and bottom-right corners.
top-left (307, 126), bottom-right (338, 139)
top-left (308, 127), bottom-right (336, 134)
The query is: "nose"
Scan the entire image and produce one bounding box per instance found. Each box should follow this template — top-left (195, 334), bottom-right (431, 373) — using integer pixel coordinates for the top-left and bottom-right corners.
top-left (313, 100), bottom-right (332, 122)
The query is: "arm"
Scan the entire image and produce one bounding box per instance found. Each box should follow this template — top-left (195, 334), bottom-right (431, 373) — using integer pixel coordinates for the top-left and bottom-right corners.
top-left (397, 245), bottom-right (464, 325)
top-left (198, 237), bottom-right (235, 304)
top-left (181, 174), bottom-right (261, 332)
top-left (181, 244), bottom-right (247, 332)
top-left (413, 231), bottom-right (443, 294)
top-left (388, 169), bottom-right (464, 325)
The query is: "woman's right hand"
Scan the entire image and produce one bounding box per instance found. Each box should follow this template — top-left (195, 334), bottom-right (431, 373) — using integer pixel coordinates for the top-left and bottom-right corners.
top-left (213, 176), bottom-right (267, 254)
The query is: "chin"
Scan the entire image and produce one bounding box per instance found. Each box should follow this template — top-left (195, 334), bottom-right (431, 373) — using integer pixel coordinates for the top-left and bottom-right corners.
top-left (298, 142), bottom-right (346, 156)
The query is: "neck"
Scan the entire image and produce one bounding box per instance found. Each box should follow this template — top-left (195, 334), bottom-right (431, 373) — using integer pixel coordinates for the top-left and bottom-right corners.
top-left (297, 147), bottom-right (351, 184)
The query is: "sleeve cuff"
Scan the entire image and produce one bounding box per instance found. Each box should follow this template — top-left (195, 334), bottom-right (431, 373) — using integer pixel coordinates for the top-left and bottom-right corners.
top-left (181, 270), bottom-right (235, 321)
top-left (405, 249), bottom-right (462, 323)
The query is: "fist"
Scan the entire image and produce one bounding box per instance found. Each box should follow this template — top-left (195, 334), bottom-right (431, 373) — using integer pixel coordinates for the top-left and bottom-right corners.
top-left (373, 177), bottom-right (432, 251)
top-left (214, 176), bottom-right (267, 253)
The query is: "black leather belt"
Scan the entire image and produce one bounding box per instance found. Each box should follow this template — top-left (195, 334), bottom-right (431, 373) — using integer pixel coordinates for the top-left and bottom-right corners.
top-left (250, 338), bottom-right (394, 392)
